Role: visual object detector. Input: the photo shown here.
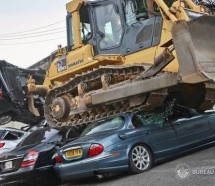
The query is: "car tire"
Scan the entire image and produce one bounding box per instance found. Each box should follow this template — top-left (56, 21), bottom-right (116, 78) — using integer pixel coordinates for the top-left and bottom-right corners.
top-left (0, 114), bottom-right (12, 125)
top-left (129, 144), bottom-right (153, 174)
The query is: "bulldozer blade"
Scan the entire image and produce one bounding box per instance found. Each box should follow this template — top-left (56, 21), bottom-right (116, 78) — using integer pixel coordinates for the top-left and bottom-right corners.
top-left (172, 15), bottom-right (215, 83)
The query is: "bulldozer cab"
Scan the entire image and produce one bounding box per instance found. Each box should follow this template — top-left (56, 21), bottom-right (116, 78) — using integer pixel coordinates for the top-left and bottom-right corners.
top-left (66, 0), bottom-right (163, 56)
top-left (65, 0), bottom-right (215, 84)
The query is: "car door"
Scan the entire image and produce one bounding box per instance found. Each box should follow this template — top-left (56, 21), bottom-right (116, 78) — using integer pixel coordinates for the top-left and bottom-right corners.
top-left (131, 112), bottom-right (179, 159)
top-left (170, 106), bottom-right (211, 150)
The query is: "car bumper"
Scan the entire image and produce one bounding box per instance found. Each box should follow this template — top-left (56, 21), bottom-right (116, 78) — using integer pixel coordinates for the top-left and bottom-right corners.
top-left (0, 165), bottom-right (59, 186)
top-left (55, 149), bottom-right (129, 183)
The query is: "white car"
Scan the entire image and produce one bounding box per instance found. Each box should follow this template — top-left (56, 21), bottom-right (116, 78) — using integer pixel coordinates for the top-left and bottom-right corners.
top-left (0, 128), bottom-right (29, 154)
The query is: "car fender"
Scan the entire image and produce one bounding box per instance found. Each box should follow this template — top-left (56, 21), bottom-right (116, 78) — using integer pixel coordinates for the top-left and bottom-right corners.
top-left (105, 135), bottom-right (156, 159)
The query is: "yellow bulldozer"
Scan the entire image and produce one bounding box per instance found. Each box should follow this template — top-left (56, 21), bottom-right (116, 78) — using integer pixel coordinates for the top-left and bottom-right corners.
top-left (27, 0), bottom-right (215, 128)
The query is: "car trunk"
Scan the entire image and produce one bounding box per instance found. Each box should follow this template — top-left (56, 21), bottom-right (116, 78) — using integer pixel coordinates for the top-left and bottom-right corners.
top-left (0, 144), bottom-right (36, 173)
top-left (0, 154), bottom-right (24, 174)
top-left (61, 131), bottom-right (122, 162)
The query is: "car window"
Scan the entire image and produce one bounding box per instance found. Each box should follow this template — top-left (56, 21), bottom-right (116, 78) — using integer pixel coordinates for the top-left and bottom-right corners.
top-left (0, 130), bottom-right (6, 139)
top-left (81, 116), bottom-right (124, 136)
top-left (3, 131), bottom-right (24, 140)
top-left (44, 129), bottom-right (60, 142)
top-left (167, 105), bottom-right (198, 121)
top-left (19, 130), bottom-right (45, 146)
top-left (19, 128), bottom-right (59, 147)
top-left (133, 112), bottom-right (165, 128)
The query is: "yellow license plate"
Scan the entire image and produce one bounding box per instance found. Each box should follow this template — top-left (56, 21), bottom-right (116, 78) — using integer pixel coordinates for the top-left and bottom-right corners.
top-left (65, 149), bottom-right (83, 159)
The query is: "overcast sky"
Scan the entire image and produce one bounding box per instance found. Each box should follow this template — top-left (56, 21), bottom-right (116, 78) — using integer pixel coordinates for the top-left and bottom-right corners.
top-left (0, 0), bottom-right (70, 68)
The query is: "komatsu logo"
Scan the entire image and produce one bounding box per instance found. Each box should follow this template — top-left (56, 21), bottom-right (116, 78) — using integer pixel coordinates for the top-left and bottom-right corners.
top-left (68, 59), bottom-right (84, 68)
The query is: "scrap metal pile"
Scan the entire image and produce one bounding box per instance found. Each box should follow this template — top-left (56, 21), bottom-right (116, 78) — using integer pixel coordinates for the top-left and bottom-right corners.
top-left (0, 60), bottom-right (45, 125)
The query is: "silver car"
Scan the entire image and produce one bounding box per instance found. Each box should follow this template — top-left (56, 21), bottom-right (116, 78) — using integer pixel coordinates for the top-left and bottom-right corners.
top-left (0, 128), bottom-right (29, 155)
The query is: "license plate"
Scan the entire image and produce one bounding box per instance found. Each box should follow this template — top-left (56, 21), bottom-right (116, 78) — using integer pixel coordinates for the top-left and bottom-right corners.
top-left (65, 149), bottom-right (83, 159)
top-left (4, 161), bottom-right (13, 170)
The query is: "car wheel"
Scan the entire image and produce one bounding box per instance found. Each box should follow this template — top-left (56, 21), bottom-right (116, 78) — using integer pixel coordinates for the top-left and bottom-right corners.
top-left (0, 114), bottom-right (12, 125)
top-left (129, 144), bottom-right (153, 174)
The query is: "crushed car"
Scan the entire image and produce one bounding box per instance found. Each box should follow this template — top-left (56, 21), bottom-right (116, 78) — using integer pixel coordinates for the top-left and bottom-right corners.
top-left (0, 127), bottom-right (67, 186)
top-left (54, 105), bottom-right (215, 183)
top-left (0, 127), bottom-right (29, 155)
top-left (0, 60), bottom-right (45, 125)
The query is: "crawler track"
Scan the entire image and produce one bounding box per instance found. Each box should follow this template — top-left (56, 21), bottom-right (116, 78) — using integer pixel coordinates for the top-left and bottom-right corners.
top-left (45, 65), bottom-right (168, 127)
top-left (45, 65), bottom-right (215, 128)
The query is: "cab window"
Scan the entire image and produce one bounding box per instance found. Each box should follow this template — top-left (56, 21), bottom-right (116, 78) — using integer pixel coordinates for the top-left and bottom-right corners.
top-left (67, 6), bottom-right (92, 50)
top-left (124, 0), bottom-right (148, 26)
top-left (95, 4), bottom-right (123, 49)
top-left (67, 14), bottom-right (74, 50)
top-left (80, 5), bottom-right (92, 42)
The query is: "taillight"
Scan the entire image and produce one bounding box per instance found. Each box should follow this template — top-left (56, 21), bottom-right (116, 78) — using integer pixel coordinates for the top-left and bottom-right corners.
top-left (0, 91), bottom-right (3, 98)
top-left (20, 150), bottom-right (38, 168)
top-left (53, 153), bottom-right (63, 164)
top-left (88, 144), bottom-right (104, 157)
top-left (0, 142), bottom-right (5, 148)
